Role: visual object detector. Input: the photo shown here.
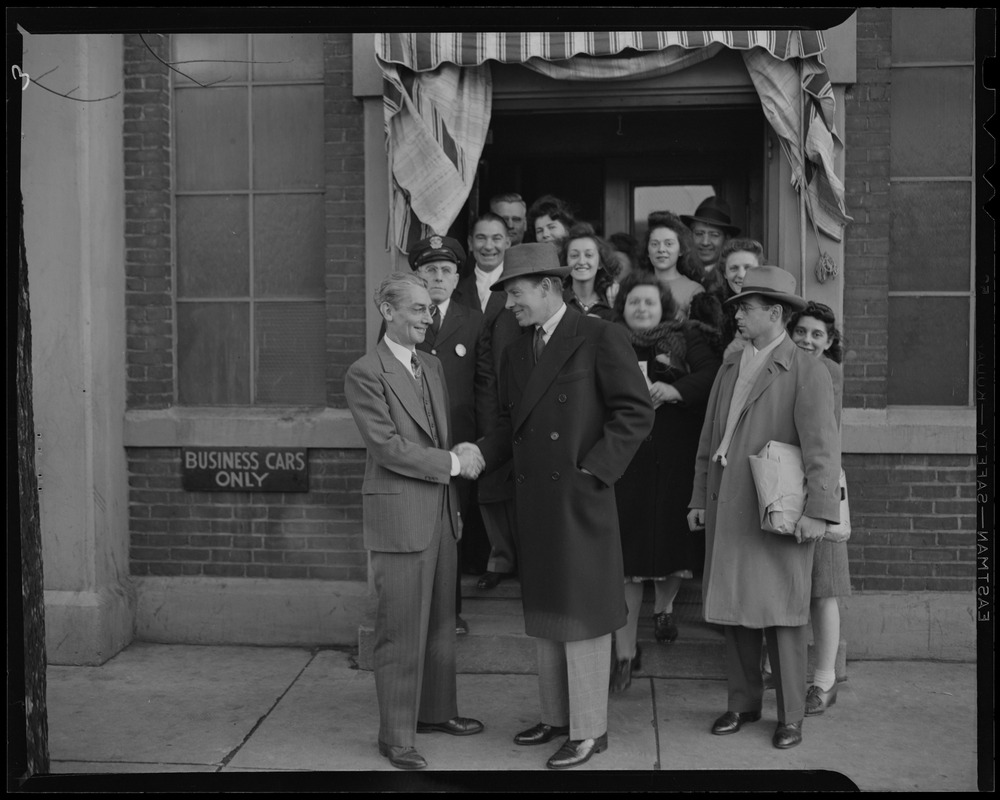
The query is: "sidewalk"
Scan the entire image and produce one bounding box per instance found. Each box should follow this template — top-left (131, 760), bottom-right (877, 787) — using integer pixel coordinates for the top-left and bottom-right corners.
top-left (28, 642), bottom-right (984, 792)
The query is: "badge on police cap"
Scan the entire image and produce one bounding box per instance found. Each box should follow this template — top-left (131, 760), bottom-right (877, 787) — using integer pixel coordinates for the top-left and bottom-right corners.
top-left (429, 235), bottom-right (443, 249)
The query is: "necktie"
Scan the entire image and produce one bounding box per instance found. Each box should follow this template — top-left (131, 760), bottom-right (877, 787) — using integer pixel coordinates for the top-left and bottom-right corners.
top-left (533, 326), bottom-right (546, 363)
top-left (411, 353), bottom-right (422, 382)
top-left (430, 305), bottom-right (441, 335)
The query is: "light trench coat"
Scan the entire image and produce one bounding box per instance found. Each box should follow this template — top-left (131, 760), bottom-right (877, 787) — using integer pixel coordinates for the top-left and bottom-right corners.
top-left (690, 334), bottom-right (841, 628)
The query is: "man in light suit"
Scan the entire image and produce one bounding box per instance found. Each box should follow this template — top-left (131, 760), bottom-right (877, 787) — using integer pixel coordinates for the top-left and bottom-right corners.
top-left (345, 272), bottom-right (485, 770)
top-left (454, 212), bottom-right (524, 591)
top-left (687, 265), bottom-right (841, 751)
top-left (472, 244), bottom-right (655, 769)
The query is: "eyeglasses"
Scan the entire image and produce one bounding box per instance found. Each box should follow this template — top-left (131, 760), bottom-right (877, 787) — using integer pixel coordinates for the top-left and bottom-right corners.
top-left (405, 304), bottom-right (437, 317)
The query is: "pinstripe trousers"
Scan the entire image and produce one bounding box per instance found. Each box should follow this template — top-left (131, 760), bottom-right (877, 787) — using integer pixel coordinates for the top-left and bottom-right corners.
top-left (535, 634), bottom-right (612, 740)
top-left (369, 496), bottom-right (459, 748)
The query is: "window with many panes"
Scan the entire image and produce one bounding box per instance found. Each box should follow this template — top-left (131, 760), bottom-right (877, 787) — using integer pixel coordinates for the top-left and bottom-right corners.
top-left (886, 9), bottom-right (975, 406)
top-left (173, 33), bottom-right (326, 405)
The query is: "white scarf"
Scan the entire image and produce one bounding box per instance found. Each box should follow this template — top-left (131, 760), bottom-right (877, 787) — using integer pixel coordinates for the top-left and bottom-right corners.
top-left (713, 332), bottom-right (786, 466)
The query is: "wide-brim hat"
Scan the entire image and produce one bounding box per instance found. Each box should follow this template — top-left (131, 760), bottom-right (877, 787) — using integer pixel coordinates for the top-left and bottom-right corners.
top-left (490, 243), bottom-right (572, 291)
top-left (680, 196), bottom-right (741, 237)
top-left (408, 235), bottom-right (466, 270)
top-left (723, 265), bottom-right (807, 311)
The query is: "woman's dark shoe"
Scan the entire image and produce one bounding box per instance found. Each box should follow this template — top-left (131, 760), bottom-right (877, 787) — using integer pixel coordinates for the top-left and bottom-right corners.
top-left (610, 658), bottom-right (632, 693)
top-left (632, 643), bottom-right (642, 673)
top-left (653, 612), bottom-right (678, 643)
top-left (805, 683), bottom-right (838, 715)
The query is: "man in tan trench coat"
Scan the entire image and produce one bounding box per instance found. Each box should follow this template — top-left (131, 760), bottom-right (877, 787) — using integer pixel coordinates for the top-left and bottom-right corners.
top-left (687, 265), bottom-right (841, 751)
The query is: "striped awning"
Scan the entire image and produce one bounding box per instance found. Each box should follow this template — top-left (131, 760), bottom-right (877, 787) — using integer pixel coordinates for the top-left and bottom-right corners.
top-left (379, 30), bottom-right (828, 71)
top-left (376, 31), bottom-right (849, 254)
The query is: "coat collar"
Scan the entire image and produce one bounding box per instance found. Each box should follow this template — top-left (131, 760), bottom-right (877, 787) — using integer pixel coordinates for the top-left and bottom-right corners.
top-left (510, 307), bottom-right (584, 431)
top-left (376, 340), bottom-right (444, 442)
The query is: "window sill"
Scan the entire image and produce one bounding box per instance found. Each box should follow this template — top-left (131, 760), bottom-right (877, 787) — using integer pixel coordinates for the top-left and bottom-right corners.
top-left (124, 407), bottom-right (364, 449)
top-left (125, 406), bottom-right (977, 455)
top-left (842, 407), bottom-right (977, 455)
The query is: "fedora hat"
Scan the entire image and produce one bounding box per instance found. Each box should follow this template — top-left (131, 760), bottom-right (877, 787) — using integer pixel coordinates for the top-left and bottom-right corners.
top-left (680, 196), bottom-right (741, 237)
top-left (723, 265), bottom-right (807, 311)
top-left (490, 243), bottom-right (571, 291)
top-left (407, 235), bottom-right (466, 270)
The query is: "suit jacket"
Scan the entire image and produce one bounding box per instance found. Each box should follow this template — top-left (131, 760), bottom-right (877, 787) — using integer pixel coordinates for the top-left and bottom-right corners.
top-left (478, 309), bottom-right (655, 641)
top-left (345, 340), bottom-right (461, 553)
top-left (456, 271), bottom-right (528, 504)
top-left (378, 298), bottom-right (483, 446)
top-left (689, 334), bottom-right (841, 628)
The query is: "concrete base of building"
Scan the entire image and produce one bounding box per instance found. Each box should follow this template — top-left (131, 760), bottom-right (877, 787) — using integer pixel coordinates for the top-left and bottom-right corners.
top-left (50, 580), bottom-right (974, 664)
top-left (45, 583), bottom-right (137, 666)
top-left (840, 592), bottom-right (976, 661)
top-left (131, 576), bottom-right (376, 648)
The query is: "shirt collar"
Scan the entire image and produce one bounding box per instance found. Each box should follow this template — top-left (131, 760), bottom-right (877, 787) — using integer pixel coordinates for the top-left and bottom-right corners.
top-left (539, 302), bottom-right (568, 338)
top-left (751, 330), bottom-right (786, 357)
top-left (434, 297), bottom-right (451, 318)
top-left (383, 333), bottom-right (416, 373)
top-left (475, 263), bottom-right (504, 284)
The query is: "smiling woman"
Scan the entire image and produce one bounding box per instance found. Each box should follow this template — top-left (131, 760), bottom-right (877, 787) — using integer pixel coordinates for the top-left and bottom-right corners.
top-left (561, 223), bottom-right (616, 320)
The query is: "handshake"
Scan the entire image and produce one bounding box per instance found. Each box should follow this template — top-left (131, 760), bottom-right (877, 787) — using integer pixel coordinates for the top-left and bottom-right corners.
top-left (452, 442), bottom-right (485, 480)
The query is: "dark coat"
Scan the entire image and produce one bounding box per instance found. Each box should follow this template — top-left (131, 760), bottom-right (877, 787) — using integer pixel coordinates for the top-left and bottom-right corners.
top-left (478, 309), bottom-right (655, 641)
top-left (455, 272), bottom-right (529, 504)
top-left (690, 335), bottom-right (841, 628)
top-left (615, 325), bottom-right (721, 577)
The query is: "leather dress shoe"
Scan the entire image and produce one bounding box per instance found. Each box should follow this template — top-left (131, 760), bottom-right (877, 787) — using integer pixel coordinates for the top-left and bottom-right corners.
top-left (711, 709), bottom-right (762, 735)
top-left (514, 722), bottom-right (570, 746)
top-left (805, 683), bottom-right (838, 715)
top-left (546, 732), bottom-right (608, 769)
top-left (455, 615), bottom-right (469, 635)
top-left (477, 571), bottom-right (509, 590)
top-left (773, 720), bottom-right (803, 749)
top-left (653, 612), bottom-right (678, 643)
top-left (378, 741), bottom-right (427, 770)
top-left (416, 716), bottom-right (484, 736)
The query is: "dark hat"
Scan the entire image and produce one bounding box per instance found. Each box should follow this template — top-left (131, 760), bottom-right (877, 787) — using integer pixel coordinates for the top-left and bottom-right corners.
top-left (408, 235), bottom-right (466, 270)
top-left (723, 265), bottom-right (807, 311)
top-left (680, 196), bottom-right (741, 236)
top-left (490, 243), bottom-right (571, 291)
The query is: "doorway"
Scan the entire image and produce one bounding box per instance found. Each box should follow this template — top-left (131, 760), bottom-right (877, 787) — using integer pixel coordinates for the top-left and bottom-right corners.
top-left (473, 106), bottom-right (767, 250)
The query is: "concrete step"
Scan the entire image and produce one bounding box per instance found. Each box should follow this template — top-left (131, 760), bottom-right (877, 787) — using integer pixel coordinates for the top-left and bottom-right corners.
top-left (360, 575), bottom-right (846, 680)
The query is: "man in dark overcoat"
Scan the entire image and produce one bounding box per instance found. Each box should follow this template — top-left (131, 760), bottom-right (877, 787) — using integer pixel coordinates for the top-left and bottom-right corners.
top-left (472, 243), bottom-right (655, 769)
top-left (687, 265), bottom-right (841, 751)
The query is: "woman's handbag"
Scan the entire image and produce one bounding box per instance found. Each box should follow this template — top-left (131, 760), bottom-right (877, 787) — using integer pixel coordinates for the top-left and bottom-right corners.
top-left (747, 440), bottom-right (851, 542)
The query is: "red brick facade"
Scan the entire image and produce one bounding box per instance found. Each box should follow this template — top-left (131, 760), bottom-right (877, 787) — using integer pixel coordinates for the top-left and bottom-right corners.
top-left (124, 33), bottom-right (173, 409)
top-left (842, 7), bottom-right (891, 411)
top-left (129, 449), bottom-right (367, 580)
top-left (123, 22), bottom-right (975, 593)
top-left (845, 453), bottom-right (977, 591)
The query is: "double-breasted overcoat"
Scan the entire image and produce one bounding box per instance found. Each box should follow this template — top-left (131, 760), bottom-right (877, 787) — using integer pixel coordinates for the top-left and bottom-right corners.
top-left (478, 309), bottom-right (655, 641)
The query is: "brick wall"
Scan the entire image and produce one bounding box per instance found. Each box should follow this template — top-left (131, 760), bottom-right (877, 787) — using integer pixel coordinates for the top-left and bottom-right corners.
top-left (124, 33), bottom-right (173, 409)
top-left (324, 33), bottom-right (368, 407)
top-left (124, 34), bottom-right (369, 580)
top-left (129, 449), bottom-right (368, 580)
top-left (842, 7), bottom-right (891, 410)
top-left (845, 453), bottom-right (976, 591)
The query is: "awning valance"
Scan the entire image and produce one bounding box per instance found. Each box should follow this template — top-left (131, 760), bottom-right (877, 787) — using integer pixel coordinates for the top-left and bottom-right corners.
top-left (376, 31), bottom-right (850, 254)
top-left (378, 30), bottom-right (828, 71)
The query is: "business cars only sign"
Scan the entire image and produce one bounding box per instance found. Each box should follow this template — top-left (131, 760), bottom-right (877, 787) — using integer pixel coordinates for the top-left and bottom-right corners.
top-left (181, 448), bottom-right (308, 492)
